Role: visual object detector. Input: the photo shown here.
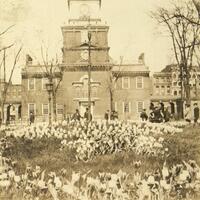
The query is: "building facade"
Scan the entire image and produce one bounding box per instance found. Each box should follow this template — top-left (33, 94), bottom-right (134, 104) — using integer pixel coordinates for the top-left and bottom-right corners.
top-left (151, 64), bottom-right (200, 117)
top-left (0, 80), bottom-right (22, 123)
top-left (21, 0), bottom-right (152, 121)
top-left (113, 64), bottom-right (151, 120)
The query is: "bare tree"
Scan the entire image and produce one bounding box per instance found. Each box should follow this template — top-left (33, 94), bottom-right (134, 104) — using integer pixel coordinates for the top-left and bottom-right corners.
top-left (0, 25), bottom-right (21, 124)
top-left (1, 46), bottom-right (22, 123)
top-left (152, 0), bottom-right (200, 104)
top-left (40, 47), bottom-right (64, 122)
top-left (106, 56), bottom-right (123, 112)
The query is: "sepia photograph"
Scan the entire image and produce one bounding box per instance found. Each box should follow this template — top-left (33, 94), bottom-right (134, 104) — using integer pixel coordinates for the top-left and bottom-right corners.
top-left (0, 0), bottom-right (200, 199)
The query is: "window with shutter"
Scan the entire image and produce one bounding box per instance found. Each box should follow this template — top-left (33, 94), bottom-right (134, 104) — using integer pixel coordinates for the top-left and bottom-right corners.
top-left (122, 77), bottom-right (130, 89)
top-left (42, 104), bottom-right (49, 115)
top-left (137, 101), bottom-right (144, 113)
top-left (136, 77), bottom-right (143, 89)
top-left (28, 78), bottom-right (35, 90)
top-left (57, 104), bottom-right (64, 115)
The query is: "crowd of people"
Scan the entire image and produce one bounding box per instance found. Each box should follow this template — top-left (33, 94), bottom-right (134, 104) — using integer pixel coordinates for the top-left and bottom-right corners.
top-left (140, 101), bottom-right (200, 125)
top-left (140, 101), bottom-right (174, 123)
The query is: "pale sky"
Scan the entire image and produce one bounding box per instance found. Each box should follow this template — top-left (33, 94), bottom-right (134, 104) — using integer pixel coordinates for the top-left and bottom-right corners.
top-left (0, 0), bottom-right (174, 83)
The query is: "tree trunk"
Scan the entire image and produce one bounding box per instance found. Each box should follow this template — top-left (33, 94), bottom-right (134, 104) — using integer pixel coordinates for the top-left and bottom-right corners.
top-left (185, 83), bottom-right (191, 104)
top-left (1, 103), bottom-right (4, 125)
top-left (52, 91), bottom-right (57, 122)
top-left (110, 89), bottom-right (115, 112)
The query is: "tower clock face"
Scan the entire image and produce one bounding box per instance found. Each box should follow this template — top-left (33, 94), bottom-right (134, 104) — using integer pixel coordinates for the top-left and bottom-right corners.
top-left (80, 4), bottom-right (90, 16)
top-left (81, 50), bottom-right (89, 61)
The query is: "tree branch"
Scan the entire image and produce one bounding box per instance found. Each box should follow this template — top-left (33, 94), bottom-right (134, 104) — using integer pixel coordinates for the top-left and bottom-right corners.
top-left (0, 25), bottom-right (15, 37)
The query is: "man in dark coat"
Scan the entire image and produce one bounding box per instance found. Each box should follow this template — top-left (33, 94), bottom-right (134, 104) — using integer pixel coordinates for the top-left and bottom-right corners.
top-left (193, 103), bottom-right (199, 126)
top-left (29, 112), bottom-right (35, 125)
top-left (72, 109), bottom-right (81, 121)
top-left (84, 108), bottom-right (92, 121)
top-left (140, 109), bottom-right (148, 121)
top-left (104, 110), bottom-right (110, 121)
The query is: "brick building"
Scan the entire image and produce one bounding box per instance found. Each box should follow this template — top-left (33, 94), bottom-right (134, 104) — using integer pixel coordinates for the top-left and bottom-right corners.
top-left (21, 0), bottom-right (152, 121)
top-left (151, 64), bottom-right (200, 117)
top-left (113, 63), bottom-right (151, 120)
top-left (0, 80), bottom-right (22, 123)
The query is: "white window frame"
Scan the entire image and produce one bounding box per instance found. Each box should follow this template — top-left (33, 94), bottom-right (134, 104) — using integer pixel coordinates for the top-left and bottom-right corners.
top-left (136, 77), bottom-right (144, 89)
top-left (28, 78), bottom-right (35, 90)
top-left (42, 78), bottom-right (49, 90)
top-left (28, 103), bottom-right (36, 117)
top-left (122, 77), bottom-right (130, 89)
top-left (42, 103), bottom-right (49, 115)
top-left (122, 102), bottom-right (131, 113)
top-left (137, 101), bottom-right (144, 113)
top-left (56, 104), bottom-right (64, 115)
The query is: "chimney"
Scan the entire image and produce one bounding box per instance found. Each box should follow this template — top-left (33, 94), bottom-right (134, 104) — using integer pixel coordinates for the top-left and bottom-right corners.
top-left (138, 53), bottom-right (145, 65)
top-left (26, 54), bottom-right (33, 65)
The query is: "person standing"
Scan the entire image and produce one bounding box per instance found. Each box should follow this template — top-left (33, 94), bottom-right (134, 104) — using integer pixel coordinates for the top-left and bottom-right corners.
top-left (193, 103), bottom-right (199, 126)
top-left (140, 109), bottom-right (148, 121)
top-left (72, 109), bottom-right (81, 121)
top-left (164, 107), bottom-right (171, 122)
top-left (169, 100), bottom-right (175, 117)
top-left (159, 100), bottom-right (165, 114)
top-left (150, 102), bottom-right (155, 111)
top-left (84, 107), bottom-right (92, 122)
top-left (110, 110), bottom-right (115, 120)
top-left (104, 110), bottom-right (110, 121)
top-left (29, 112), bottom-right (35, 125)
top-left (185, 104), bottom-right (192, 123)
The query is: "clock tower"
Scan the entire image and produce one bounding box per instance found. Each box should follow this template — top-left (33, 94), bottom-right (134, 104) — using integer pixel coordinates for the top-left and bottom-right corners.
top-left (61, 0), bottom-right (110, 65)
top-left (60, 0), bottom-right (112, 119)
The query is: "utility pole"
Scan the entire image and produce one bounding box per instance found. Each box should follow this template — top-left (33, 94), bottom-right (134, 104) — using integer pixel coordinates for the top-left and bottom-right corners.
top-left (180, 63), bottom-right (184, 119)
top-left (3, 49), bottom-right (6, 84)
top-left (88, 31), bottom-right (92, 122)
top-left (1, 49), bottom-right (6, 124)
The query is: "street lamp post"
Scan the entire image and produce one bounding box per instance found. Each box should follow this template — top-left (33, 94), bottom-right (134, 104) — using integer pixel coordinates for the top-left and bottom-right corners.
top-left (88, 32), bottom-right (92, 122)
top-left (46, 81), bottom-right (53, 126)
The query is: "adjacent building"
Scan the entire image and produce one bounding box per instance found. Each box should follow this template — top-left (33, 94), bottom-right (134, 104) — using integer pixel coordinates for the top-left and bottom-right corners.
top-left (151, 64), bottom-right (200, 117)
top-left (0, 80), bottom-right (22, 123)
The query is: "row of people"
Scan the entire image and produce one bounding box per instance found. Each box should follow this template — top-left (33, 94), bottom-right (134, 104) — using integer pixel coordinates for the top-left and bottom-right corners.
top-left (72, 109), bottom-right (119, 122)
top-left (72, 108), bottom-right (92, 121)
